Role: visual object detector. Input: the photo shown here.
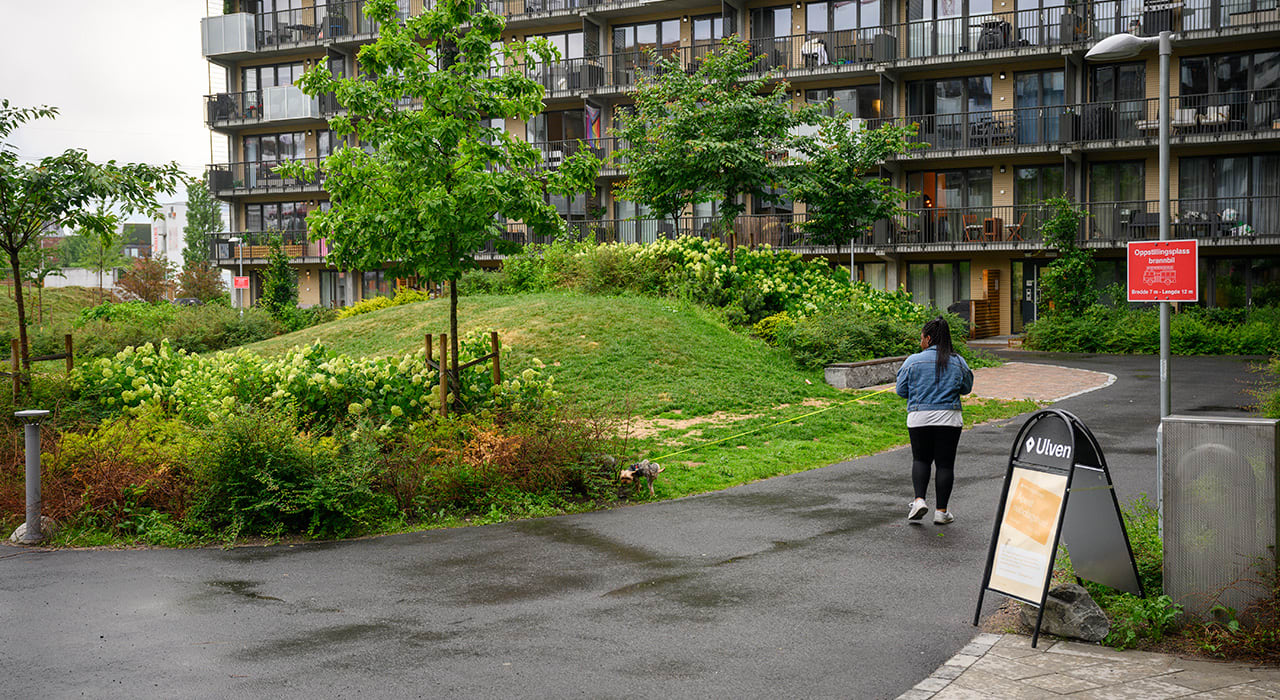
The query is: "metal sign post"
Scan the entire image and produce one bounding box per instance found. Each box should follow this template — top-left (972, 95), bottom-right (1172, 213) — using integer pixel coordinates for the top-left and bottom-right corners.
top-left (974, 409), bottom-right (1144, 647)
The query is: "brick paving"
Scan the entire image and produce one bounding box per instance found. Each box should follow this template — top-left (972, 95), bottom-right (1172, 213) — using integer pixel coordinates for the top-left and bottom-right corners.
top-left (900, 634), bottom-right (1280, 700)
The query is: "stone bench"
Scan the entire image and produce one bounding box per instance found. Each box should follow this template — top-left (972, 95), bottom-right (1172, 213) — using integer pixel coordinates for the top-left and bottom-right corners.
top-left (824, 355), bottom-right (908, 390)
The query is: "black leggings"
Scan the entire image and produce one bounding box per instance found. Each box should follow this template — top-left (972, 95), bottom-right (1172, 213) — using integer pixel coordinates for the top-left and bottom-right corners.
top-left (908, 426), bottom-right (962, 511)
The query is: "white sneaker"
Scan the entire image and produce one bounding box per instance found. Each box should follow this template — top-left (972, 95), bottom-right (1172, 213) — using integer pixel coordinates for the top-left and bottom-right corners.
top-left (934, 510), bottom-right (955, 525)
top-left (908, 498), bottom-right (929, 521)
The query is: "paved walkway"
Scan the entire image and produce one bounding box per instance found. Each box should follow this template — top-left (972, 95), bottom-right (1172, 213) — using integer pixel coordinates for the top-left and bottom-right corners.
top-left (902, 633), bottom-right (1280, 699)
top-left (1, 354), bottom-right (1270, 698)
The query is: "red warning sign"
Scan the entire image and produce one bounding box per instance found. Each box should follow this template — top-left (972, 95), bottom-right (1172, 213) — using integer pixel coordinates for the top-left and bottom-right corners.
top-left (1127, 240), bottom-right (1198, 302)
top-left (233, 276), bottom-right (250, 290)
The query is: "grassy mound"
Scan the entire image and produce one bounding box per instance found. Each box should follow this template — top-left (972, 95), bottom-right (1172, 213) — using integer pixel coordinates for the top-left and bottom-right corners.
top-left (242, 292), bottom-right (844, 417)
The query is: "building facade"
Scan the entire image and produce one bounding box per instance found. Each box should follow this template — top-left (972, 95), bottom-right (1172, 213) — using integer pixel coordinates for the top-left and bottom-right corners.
top-left (202, 0), bottom-right (1280, 333)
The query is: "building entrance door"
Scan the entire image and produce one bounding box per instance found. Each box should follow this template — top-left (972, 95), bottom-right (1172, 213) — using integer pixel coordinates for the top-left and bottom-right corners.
top-left (1012, 259), bottom-right (1049, 333)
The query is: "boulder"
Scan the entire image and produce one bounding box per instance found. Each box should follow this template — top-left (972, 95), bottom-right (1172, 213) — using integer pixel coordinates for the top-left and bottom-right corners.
top-left (1020, 583), bottom-right (1110, 642)
top-left (8, 516), bottom-right (58, 545)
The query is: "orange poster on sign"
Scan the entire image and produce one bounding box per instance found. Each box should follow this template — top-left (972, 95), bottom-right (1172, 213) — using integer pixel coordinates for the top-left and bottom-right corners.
top-left (1005, 477), bottom-right (1061, 546)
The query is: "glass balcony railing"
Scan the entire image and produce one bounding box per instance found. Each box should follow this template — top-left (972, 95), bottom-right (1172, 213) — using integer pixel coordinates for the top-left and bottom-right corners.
top-left (205, 86), bottom-right (320, 127)
top-left (207, 158), bottom-right (325, 194)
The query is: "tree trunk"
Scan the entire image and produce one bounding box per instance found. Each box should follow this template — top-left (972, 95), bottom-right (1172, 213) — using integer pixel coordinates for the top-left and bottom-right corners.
top-left (8, 252), bottom-right (30, 376)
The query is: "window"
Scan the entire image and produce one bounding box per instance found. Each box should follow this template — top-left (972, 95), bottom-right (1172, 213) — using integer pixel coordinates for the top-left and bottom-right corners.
top-left (806, 85), bottom-right (881, 119)
top-left (907, 77), bottom-right (992, 148)
top-left (692, 14), bottom-right (725, 42)
top-left (612, 21), bottom-right (679, 55)
top-left (1180, 50), bottom-right (1279, 127)
top-left (1014, 70), bottom-right (1064, 144)
top-left (806, 0), bottom-right (879, 32)
top-left (1013, 165), bottom-right (1064, 239)
top-left (536, 30), bottom-right (584, 61)
top-left (362, 270), bottom-right (396, 300)
top-left (527, 110), bottom-right (585, 144)
top-left (242, 62), bottom-right (306, 93)
top-left (907, 261), bottom-right (971, 309)
top-left (317, 130), bottom-right (340, 158)
top-left (245, 202), bottom-right (309, 232)
top-left (242, 131), bottom-right (307, 186)
top-left (1090, 62), bottom-right (1145, 102)
top-left (1179, 155), bottom-right (1280, 231)
top-left (908, 169), bottom-right (992, 241)
top-left (908, 0), bottom-right (1001, 56)
top-left (1088, 161), bottom-right (1145, 239)
top-left (856, 262), bottom-right (887, 289)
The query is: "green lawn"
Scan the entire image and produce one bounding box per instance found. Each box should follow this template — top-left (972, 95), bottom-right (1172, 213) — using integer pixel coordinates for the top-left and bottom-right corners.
top-left (244, 292), bottom-right (847, 417)
top-left (244, 291), bottom-right (1038, 498)
top-left (1, 285), bottom-right (100, 334)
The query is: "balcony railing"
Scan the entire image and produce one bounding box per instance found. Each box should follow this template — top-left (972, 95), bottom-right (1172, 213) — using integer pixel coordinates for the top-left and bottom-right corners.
top-left (527, 137), bottom-right (625, 170)
top-left (874, 90), bottom-right (1280, 156)
top-left (205, 86), bottom-right (320, 127)
top-left (210, 231), bottom-right (323, 262)
top-left (207, 158), bottom-right (325, 194)
top-left (1082, 196), bottom-right (1280, 244)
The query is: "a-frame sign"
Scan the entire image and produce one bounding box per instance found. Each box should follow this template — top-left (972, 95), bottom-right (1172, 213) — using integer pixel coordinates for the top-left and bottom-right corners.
top-left (974, 409), bottom-right (1145, 647)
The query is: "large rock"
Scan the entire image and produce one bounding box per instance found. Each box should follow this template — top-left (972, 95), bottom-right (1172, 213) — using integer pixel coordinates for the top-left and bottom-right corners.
top-left (1020, 583), bottom-right (1110, 642)
top-left (8, 516), bottom-right (58, 545)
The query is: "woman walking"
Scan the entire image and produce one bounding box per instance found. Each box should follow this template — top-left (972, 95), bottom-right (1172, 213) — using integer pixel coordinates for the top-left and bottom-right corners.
top-left (895, 316), bottom-right (974, 525)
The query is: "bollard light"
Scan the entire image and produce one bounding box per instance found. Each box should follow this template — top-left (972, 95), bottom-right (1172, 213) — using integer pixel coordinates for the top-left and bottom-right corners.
top-left (14, 409), bottom-right (50, 543)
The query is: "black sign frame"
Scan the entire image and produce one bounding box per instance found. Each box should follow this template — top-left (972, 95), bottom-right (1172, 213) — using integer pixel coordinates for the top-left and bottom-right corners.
top-left (973, 409), bottom-right (1145, 647)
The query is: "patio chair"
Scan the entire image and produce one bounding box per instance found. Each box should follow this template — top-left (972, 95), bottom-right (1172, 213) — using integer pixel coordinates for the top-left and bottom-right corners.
top-left (1004, 212), bottom-right (1027, 240)
top-left (1172, 108), bottom-right (1199, 130)
top-left (1199, 105), bottom-right (1230, 129)
top-left (962, 214), bottom-right (983, 241)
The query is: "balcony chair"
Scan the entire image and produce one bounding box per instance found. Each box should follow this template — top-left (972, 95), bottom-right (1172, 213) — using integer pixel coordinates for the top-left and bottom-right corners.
top-left (1199, 105), bottom-right (1230, 129)
top-left (1004, 212), bottom-right (1027, 240)
top-left (962, 214), bottom-right (983, 241)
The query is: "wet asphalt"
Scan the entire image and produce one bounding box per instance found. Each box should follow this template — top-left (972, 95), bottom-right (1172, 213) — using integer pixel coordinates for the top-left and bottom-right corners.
top-left (0, 353), bottom-right (1268, 699)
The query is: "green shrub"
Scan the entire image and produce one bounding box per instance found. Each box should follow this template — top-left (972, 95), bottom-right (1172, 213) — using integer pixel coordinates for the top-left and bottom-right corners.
top-left (335, 287), bottom-right (435, 319)
top-left (1253, 357), bottom-right (1280, 419)
top-left (188, 410), bottom-right (392, 538)
top-left (1026, 305), bottom-right (1280, 356)
top-left (457, 269), bottom-right (511, 295)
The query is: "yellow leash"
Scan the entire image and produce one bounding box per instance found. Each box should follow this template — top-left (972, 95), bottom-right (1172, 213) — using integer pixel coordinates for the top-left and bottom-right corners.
top-left (651, 387), bottom-right (897, 462)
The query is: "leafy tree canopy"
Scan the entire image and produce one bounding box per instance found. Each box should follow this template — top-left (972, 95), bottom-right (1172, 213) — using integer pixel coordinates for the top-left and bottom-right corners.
top-left (614, 37), bottom-right (822, 238)
top-left (279, 0), bottom-right (599, 392)
top-left (786, 118), bottom-right (919, 247)
top-left (0, 99), bottom-right (185, 372)
top-left (183, 177), bottom-right (224, 267)
top-left (1037, 197), bottom-right (1096, 317)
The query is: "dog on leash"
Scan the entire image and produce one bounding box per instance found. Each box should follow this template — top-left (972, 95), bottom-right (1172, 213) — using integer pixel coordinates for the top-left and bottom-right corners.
top-left (619, 459), bottom-right (664, 496)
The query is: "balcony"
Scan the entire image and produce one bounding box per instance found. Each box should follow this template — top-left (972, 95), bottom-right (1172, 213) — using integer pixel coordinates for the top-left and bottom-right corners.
top-left (200, 0), bottom-right (389, 60)
top-left (201, 13), bottom-right (255, 58)
top-left (1081, 196), bottom-right (1280, 246)
top-left (528, 137), bottom-right (625, 171)
top-left (206, 158), bottom-right (325, 196)
top-left (210, 231), bottom-right (324, 264)
top-left (205, 86), bottom-right (321, 129)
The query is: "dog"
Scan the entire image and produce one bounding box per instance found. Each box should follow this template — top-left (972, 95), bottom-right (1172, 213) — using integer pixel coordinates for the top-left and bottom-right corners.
top-left (619, 459), bottom-right (664, 496)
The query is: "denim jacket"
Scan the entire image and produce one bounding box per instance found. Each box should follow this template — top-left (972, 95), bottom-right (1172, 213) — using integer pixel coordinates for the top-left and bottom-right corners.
top-left (895, 347), bottom-right (974, 412)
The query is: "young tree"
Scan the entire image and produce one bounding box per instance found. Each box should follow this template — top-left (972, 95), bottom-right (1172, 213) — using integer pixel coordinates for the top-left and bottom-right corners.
top-left (0, 100), bottom-right (184, 374)
top-left (182, 177), bottom-right (223, 267)
top-left (176, 261), bottom-right (227, 303)
top-left (17, 229), bottom-right (64, 324)
top-left (1038, 197), bottom-right (1095, 317)
top-left (279, 0), bottom-right (599, 400)
top-left (76, 204), bottom-right (126, 304)
top-left (118, 255), bottom-right (175, 303)
top-left (786, 118), bottom-right (919, 248)
top-left (258, 235), bottom-right (297, 320)
top-left (614, 37), bottom-right (823, 244)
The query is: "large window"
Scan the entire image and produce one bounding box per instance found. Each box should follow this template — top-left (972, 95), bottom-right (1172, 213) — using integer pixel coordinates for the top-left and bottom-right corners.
top-left (1200, 258), bottom-right (1280, 308)
top-left (1180, 50), bottom-right (1280, 128)
top-left (806, 86), bottom-right (881, 119)
top-left (1180, 155), bottom-right (1280, 232)
top-left (907, 77), bottom-right (992, 148)
top-left (750, 6), bottom-right (793, 70)
top-left (907, 261), bottom-right (971, 310)
top-left (242, 131), bottom-right (307, 187)
top-left (527, 110), bottom-right (585, 144)
top-left (538, 30), bottom-right (584, 61)
top-left (907, 0), bottom-right (996, 57)
top-left (612, 20), bottom-right (679, 79)
top-left (245, 202), bottom-right (306, 231)
top-left (1014, 70), bottom-right (1064, 144)
top-left (242, 61), bottom-right (306, 93)
top-left (1088, 161), bottom-right (1145, 239)
top-left (907, 169), bottom-right (992, 242)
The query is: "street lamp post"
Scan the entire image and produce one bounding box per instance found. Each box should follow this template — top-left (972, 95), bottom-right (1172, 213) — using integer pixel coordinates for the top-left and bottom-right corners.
top-left (228, 236), bottom-right (243, 312)
top-left (1086, 30), bottom-right (1174, 418)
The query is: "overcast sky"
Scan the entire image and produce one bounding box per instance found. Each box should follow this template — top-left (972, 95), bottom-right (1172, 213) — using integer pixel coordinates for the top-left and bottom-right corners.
top-left (2, 0), bottom-right (216, 196)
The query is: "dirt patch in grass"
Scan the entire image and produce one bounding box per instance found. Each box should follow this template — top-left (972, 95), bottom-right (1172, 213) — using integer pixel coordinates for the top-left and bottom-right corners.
top-left (621, 410), bottom-right (763, 441)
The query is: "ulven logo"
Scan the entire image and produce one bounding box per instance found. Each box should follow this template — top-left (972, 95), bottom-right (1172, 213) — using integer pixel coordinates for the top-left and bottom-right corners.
top-left (1023, 436), bottom-right (1072, 460)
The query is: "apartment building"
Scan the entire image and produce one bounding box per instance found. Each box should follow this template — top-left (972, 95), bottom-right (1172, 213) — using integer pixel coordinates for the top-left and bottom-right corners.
top-left (202, 0), bottom-right (1280, 334)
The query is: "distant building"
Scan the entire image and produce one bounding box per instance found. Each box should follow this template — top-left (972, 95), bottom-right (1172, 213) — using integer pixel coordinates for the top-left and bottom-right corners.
top-left (152, 201), bottom-right (189, 262)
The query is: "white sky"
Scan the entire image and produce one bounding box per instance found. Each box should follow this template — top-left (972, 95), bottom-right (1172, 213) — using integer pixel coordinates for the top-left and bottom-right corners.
top-left (2, 1), bottom-right (218, 193)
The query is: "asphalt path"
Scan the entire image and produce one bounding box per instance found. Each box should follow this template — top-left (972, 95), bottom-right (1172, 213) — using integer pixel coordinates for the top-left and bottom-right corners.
top-left (0, 353), bottom-right (1267, 699)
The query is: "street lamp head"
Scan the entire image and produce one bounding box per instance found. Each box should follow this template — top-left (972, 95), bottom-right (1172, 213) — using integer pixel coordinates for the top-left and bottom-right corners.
top-left (1085, 32), bottom-right (1160, 61)
top-left (227, 236), bottom-right (241, 244)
